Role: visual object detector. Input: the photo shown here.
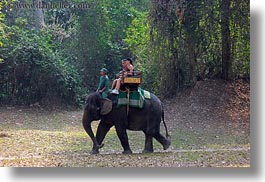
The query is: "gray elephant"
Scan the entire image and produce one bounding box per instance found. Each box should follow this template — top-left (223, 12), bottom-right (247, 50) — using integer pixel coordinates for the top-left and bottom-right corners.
top-left (82, 92), bottom-right (171, 154)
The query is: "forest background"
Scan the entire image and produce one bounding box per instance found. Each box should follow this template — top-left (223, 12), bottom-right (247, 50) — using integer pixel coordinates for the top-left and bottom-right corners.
top-left (0, 0), bottom-right (250, 106)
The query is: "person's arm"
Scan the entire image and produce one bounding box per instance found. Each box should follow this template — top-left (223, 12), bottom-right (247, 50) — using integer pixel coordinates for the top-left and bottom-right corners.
top-left (99, 86), bottom-right (106, 93)
top-left (99, 76), bottom-right (109, 93)
top-left (97, 76), bottom-right (104, 92)
top-left (126, 64), bottom-right (134, 76)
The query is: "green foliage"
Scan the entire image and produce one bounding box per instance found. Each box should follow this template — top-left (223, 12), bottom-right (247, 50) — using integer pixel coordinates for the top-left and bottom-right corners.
top-left (125, 0), bottom-right (250, 97)
top-left (0, 0), bottom-right (250, 105)
top-left (230, 0), bottom-right (250, 77)
top-left (124, 11), bottom-right (158, 92)
top-left (0, 0), bottom-right (15, 48)
top-left (0, 19), bottom-right (85, 105)
top-left (74, 0), bottom-right (150, 91)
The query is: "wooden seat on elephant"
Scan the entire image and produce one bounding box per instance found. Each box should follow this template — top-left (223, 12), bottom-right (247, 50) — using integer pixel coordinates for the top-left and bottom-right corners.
top-left (121, 71), bottom-right (142, 91)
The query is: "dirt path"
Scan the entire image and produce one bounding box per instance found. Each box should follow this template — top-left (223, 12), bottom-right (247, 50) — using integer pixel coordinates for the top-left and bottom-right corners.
top-left (0, 79), bottom-right (250, 167)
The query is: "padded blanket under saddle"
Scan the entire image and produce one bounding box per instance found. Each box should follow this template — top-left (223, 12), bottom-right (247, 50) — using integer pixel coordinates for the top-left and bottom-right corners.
top-left (117, 88), bottom-right (151, 109)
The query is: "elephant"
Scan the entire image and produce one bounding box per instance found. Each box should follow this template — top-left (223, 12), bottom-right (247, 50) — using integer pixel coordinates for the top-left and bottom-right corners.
top-left (82, 91), bottom-right (171, 154)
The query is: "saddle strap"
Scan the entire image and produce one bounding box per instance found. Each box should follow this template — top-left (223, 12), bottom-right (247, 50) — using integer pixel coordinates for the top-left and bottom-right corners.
top-left (126, 87), bottom-right (130, 116)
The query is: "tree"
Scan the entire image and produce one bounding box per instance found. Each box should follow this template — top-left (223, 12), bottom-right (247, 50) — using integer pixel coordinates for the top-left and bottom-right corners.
top-left (33, 0), bottom-right (45, 29)
top-left (182, 0), bottom-right (201, 85)
top-left (127, 0), bottom-right (249, 97)
top-left (220, 0), bottom-right (232, 80)
top-left (0, 0), bottom-right (250, 105)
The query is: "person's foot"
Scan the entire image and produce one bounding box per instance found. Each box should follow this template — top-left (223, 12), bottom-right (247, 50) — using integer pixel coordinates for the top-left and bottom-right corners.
top-left (111, 89), bottom-right (119, 94)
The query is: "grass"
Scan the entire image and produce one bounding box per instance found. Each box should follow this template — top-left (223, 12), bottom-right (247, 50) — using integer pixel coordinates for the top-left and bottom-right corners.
top-left (0, 107), bottom-right (250, 167)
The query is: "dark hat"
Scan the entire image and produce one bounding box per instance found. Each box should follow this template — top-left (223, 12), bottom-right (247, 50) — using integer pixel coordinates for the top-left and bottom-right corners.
top-left (123, 58), bottom-right (133, 65)
top-left (100, 68), bottom-right (108, 73)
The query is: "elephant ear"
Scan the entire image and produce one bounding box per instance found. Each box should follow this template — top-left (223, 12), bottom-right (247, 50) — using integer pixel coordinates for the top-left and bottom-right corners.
top-left (100, 98), bottom-right (112, 115)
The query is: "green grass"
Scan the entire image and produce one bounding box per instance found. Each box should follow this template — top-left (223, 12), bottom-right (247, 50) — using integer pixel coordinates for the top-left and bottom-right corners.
top-left (0, 107), bottom-right (250, 167)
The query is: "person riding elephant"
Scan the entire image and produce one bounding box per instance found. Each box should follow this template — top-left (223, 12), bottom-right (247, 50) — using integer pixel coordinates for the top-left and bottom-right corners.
top-left (111, 58), bottom-right (134, 95)
top-left (96, 68), bottom-right (110, 98)
top-left (82, 91), bottom-right (171, 154)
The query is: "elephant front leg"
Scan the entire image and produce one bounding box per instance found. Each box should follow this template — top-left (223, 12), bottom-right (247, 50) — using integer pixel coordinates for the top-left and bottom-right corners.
top-left (115, 125), bottom-right (132, 154)
top-left (91, 122), bottom-right (113, 154)
top-left (143, 134), bottom-right (154, 153)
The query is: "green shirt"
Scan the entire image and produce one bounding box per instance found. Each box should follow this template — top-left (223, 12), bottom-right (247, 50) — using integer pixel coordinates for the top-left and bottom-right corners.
top-left (97, 75), bottom-right (110, 98)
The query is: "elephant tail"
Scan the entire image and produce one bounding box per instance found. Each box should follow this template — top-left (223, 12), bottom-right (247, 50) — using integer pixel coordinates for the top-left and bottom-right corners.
top-left (161, 104), bottom-right (170, 138)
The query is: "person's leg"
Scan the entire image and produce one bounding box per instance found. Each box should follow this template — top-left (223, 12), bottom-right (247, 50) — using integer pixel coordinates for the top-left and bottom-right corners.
top-left (111, 79), bottom-right (117, 90)
top-left (115, 79), bottom-right (121, 90)
top-left (111, 79), bottom-right (121, 94)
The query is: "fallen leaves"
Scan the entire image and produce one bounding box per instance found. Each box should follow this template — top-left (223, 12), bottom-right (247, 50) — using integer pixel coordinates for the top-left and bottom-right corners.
top-left (0, 133), bottom-right (10, 138)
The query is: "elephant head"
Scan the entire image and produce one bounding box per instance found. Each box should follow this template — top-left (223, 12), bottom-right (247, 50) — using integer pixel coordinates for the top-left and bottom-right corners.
top-left (82, 92), bottom-right (112, 150)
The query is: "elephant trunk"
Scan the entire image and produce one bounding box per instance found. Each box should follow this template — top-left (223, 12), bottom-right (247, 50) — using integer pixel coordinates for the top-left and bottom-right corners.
top-left (82, 109), bottom-right (102, 149)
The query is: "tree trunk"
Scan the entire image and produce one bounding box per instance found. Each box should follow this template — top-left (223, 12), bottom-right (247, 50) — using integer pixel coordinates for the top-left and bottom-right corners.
top-left (221, 0), bottom-right (231, 80)
top-left (183, 0), bottom-right (200, 86)
top-left (186, 33), bottom-right (196, 85)
top-left (33, 0), bottom-right (45, 29)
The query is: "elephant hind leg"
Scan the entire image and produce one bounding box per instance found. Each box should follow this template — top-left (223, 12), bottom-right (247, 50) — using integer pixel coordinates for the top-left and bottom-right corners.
top-left (154, 133), bottom-right (171, 150)
top-left (143, 134), bottom-right (154, 153)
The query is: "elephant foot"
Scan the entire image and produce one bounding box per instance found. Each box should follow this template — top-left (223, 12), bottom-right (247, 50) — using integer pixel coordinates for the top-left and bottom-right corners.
top-left (90, 143), bottom-right (104, 155)
top-left (90, 149), bottom-right (99, 155)
top-left (163, 140), bottom-right (171, 150)
top-left (122, 150), bottom-right (133, 154)
top-left (98, 143), bottom-right (104, 149)
top-left (142, 149), bottom-right (154, 153)
top-left (92, 143), bottom-right (104, 150)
